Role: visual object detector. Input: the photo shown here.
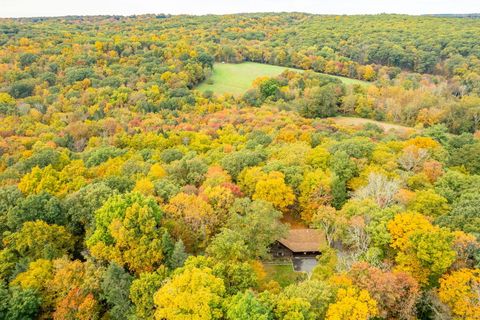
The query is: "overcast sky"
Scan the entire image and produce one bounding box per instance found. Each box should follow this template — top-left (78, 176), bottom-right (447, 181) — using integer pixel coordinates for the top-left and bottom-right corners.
top-left (1, 0), bottom-right (479, 18)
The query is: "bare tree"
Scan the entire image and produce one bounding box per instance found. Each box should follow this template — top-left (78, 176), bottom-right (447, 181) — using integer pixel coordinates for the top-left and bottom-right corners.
top-left (354, 173), bottom-right (400, 208)
top-left (398, 146), bottom-right (429, 172)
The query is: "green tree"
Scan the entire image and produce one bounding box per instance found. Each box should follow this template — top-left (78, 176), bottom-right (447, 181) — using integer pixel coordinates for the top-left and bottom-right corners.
top-left (225, 290), bottom-right (272, 320)
top-left (86, 192), bottom-right (168, 273)
top-left (101, 263), bottom-right (133, 320)
top-left (130, 268), bottom-right (167, 320)
top-left (226, 198), bottom-right (287, 259)
top-left (169, 240), bottom-right (188, 270)
top-left (437, 190), bottom-right (480, 238)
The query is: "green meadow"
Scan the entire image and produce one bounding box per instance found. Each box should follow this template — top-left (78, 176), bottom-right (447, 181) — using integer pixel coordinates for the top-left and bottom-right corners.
top-left (197, 62), bottom-right (369, 95)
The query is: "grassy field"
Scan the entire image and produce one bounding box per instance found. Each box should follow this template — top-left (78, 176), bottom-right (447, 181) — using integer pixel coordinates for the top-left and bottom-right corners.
top-left (263, 263), bottom-right (307, 288)
top-left (197, 62), bottom-right (369, 95)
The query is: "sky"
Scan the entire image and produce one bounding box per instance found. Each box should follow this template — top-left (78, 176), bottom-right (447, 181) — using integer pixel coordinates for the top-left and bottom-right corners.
top-left (1, 0), bottom-right (479, 18)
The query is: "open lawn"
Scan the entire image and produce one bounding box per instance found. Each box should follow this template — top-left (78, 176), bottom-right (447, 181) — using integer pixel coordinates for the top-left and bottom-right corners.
top-left (263, 263), bottom-right (307, 287)
top-left (197, 62), bottom-right (369, 95)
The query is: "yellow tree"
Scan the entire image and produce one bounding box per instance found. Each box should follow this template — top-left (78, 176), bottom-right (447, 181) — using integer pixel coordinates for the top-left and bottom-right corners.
top-left (388, 212), bottom-right (456, 285)
top-left (326, 286), bottom-right (378, 320)
top-left (438, 268), bottom-right (480, 319)
top-left (253, 171), bottom-right (295, 211)
top-left (154, 267), bottom-right (225, 320)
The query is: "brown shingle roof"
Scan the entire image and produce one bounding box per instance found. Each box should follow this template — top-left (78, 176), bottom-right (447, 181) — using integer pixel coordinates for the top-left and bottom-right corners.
top-left (278, 229), bottom-right (326, 253)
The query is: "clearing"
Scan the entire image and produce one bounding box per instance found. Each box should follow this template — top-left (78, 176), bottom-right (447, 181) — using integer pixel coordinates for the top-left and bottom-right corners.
top-left (197, 62), bottom-right (369, 95)
top-left (329, 116), bottom-right (418, 134)
top-left (263, 263), bottom-right (307, 287)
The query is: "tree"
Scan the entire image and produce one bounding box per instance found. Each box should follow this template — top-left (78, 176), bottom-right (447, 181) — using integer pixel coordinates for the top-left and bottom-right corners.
top-left (299, 169), bottom-right (333, 222)
top-left (86, 193), bottom-right (167, 273)
top-left (282, 280), bottom-right (335, 318)
top-left (348, 262), bottom-right (420, 319)
top-left (207, 229), bottom-right (250, 262)
top-left (298, 84), bottom-right (341, 118)
top-left (388, 213), bottom-right (456, 285)
top-left (326, 286), bottom-right (378, 320)
top-left (259, 78), bottom-right (280, 100)
top-left (3, 221), bottom-right (74, 262)
top-left (0, 284), bottom-right (41, 320)
top-left (169, 240), bottom-right (188, 269)
top-left (437, 190), bottom-right (480, 237)
top-left (354, 173), bottom-right (400, 208)
top-left (312, 205), bottom-right (347, 247)
top-left (164, 192), bottom-right (217, 251)
top-left (225, 290), bottom-right (272, 320)
top-left (252, 171), bottom-right (295, 211)
top-left (8, 192), bottom-right (64, 231)
top-left (154, 267), bottom-right (225, 320)
top-left (226, 198), bottom-right (287, 259)
top-left (9, 79), bottom-right (35, 99)
top-left (130, 268), bottom-right (167, 320)
top-left (407, 189), bottom-right (450, 217)
top-left (167, 155), bottom-right (208, 186)
top-left (62, 182), bottom-right (117, 236)
top-left (101, 263), bottom-right (133, 320)
top-left (274, 295), bottom-right (313, 320)
top-left (438, 268), bottom-right (480, 319)
top-left (221, 149), bottom-right (266, 179)
top-left (53, 288), bottom-right (99, 320)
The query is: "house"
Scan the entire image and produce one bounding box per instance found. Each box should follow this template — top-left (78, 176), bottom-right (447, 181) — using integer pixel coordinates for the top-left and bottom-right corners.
top-left (271, 228), bottom-right (326, 257)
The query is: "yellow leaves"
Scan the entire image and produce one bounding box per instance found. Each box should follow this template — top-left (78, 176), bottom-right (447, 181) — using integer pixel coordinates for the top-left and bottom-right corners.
top-left (387, 212), bottom-right (432, 251)
top-left (19, 165), bottom-right (60, 195)
top-left (94, 41), bottom-right (104, 52)
top-left (388, 212), bottom-right (456, 286)
top-left (19, 37), bottom-right (30, 46)
top-left (238, 166), bottom-right (265, 196)
top-left (362, 65), bottom-right (376, 81)
top-left (252, 171), bottom-right (295, 211)
top-left (438, 269), bottom-right (480, 319)
top-left (12, 259), bottom-right (54, 291)
top-left (299, 169), bottom-right (332, 222)
top-left (88, 194), bottom-right (165, 274)
top-left (306, 146), bottom-right (330, 170)
top-left (153, 267), bottom-right (225, 320)
top-left (0, 92), bottom-right (15, 105)
top-left (326, 286), bottom-right (378, 320)
top-left (164, 193), bottom-right (217, 249)
top-left (149, 163), bottom-right (166, 179)
top-left (19, 162), bottom-right (87, 197)
top-left (133, 178), bottom-right (155, 196)
top-left (404, 136), bottom-right (440, 150)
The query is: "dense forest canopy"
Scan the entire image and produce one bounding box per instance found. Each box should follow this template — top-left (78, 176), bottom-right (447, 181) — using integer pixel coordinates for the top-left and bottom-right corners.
top-left (0, 13), bottom-right (479, 320)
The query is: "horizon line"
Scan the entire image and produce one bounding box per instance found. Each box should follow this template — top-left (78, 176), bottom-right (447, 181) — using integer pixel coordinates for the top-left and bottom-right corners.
top-left (1, 11), bottom-right (480, 19)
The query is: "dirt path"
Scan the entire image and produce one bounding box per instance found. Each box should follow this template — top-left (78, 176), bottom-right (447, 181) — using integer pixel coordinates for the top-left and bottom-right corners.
top-left (328, 117), bottom-right (418, 134)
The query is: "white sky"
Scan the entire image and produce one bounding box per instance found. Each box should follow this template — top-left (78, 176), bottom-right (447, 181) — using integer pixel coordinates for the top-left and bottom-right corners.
top-left (0, 0), bottom-right (479, 18)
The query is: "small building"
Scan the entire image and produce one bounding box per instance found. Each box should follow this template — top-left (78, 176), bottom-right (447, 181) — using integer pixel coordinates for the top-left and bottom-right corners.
top-left (271, 229), bottom-right (326, 257)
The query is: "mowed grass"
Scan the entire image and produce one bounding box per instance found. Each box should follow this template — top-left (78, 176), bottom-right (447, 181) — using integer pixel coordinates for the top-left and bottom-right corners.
top-left (197, 62), bottom-right (369, 95)
top-left (263, 263), bottom-right (307, 288)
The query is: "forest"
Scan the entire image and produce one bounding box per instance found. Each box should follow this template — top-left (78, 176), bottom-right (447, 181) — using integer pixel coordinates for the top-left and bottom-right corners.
top-left (0, 13), bottom-right (479, 320)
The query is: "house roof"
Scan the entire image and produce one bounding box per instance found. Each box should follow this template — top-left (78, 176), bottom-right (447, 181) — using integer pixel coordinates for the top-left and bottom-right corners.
top-left (278, 229), bottom-right (326, 253)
